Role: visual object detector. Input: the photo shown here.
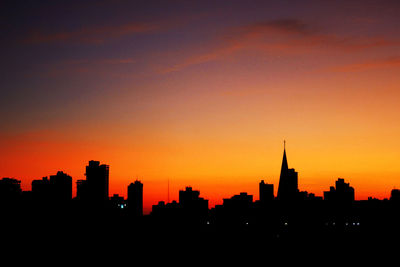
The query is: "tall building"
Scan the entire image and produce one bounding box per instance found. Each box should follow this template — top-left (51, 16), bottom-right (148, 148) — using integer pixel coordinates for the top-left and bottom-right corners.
top-left (259, 180), bottom-right (274, 203)
top-left (127, 180), bottom-right (143, 216)
top-left (277, 142), bottom-right (299, 201)
top-left (85, 160), bottom-right (109, 203)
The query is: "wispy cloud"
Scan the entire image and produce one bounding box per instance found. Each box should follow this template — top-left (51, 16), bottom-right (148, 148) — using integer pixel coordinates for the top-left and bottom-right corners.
top-left (161, 43), bottom-right (244, 74)
top-left (329, 56), bottom-right (400, 72)
top-left (238, 19), bottom-right (312, 37)
top-left (162, 18), bottom-right (400, 73)
top-left (22, 10), bottom-right (208, 45)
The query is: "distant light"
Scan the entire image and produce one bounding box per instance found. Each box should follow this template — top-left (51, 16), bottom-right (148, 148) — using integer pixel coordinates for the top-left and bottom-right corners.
top-left (284, 222), bottom-right (288, 226)
top-left (246, 222), bottom-right (249, 225)
top-left (207, 221), bottom-right (210, 225)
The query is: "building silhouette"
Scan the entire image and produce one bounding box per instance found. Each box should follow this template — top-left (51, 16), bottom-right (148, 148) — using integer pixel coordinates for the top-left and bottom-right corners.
top-left (76, 179), bottom-right (89, 201)
top-left (212, 192), bottom-right (254, 227)
top-left (223, 192), bottom-right (253, 209)
top-left (259, 180), bottom-right (274, 203)
top-left (179, 187), bottom-right (209, 221)
top-left (390, 189), bottom-right (400, 202)
top-left (32, 177), bottom-right (52, 202)
top-left (81, 160), bottom-right (109, 204)
top-left (127, 180), bottom-right (143, 216)
top-left (151, 200), bottom-right (180, 218)
top-left (0, 178), bottom-right (22, 203)
top-left (150, 200), bottom-right (183, 224)
top-left (31, 171), bottom-right (72, 204)
top-left (110, 194), bottom-right (126, 209)
top-left (277, 142), bottom-right (298, 201)
top-left (179, 187), bottom-right (208, 210)
top-left (50, 171), bottom-right (72, 202)
top-left (324, 178), bottom-right (355, 203)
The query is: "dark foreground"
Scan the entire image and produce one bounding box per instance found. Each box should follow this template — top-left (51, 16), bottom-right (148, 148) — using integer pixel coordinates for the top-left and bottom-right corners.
top-left (2, 201), bottom-right (400, 264)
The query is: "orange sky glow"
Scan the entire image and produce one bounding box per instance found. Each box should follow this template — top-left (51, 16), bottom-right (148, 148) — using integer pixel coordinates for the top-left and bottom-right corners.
top-left (1, 1), bottom-right (400, 213)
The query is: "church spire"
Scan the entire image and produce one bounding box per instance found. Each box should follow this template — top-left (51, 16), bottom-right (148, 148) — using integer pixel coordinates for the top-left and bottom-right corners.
top-left (277, 140), bottom-right (299, 201)
top-left (281, 140), bottom-right (288, 173)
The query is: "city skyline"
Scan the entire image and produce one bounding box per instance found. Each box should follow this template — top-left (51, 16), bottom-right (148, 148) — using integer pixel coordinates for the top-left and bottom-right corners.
top-left (2, 143), bottom-right (397, 214)
top-left (2, 1), bottom-right (400, 215)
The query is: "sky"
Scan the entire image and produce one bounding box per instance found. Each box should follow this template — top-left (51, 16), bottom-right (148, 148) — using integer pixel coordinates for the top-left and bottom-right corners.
top-left (1, 0), bottom-right (400, 213)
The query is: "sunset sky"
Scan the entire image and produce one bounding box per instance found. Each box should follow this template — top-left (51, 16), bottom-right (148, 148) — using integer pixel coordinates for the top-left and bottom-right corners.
top-left (1, 0), bottom-right (400, 213)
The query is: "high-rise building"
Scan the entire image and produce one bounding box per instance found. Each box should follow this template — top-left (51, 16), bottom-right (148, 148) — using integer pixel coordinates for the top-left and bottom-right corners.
top-left (277, 142), bottom-right (299, 201)
top-left (127, 180), bottom-right (143, 216)
top-left (85, 160), bottom-right (109, 203)
top-left (259, 180), bottom-right (274, 202)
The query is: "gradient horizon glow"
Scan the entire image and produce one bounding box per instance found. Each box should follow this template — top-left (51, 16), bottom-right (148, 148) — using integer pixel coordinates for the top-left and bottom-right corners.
top-left (1, 0), bottom-right (400, 213)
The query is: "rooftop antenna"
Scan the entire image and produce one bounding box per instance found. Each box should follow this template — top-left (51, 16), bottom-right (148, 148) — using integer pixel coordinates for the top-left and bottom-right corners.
top-left (167, 178), bottom-right (170, 203)
top-left (284, 139), bottom-right (286, 150)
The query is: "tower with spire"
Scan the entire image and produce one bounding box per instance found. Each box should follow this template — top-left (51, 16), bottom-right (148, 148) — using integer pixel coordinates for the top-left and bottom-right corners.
top-left (277, 141), bottom-right (299, 201)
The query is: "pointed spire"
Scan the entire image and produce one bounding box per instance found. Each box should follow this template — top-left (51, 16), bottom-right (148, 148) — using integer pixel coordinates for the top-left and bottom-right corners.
top-left (280, 140), bottom-right (288, 174)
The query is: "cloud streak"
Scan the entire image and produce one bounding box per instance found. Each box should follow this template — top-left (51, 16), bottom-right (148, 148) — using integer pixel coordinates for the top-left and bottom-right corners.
top-left (162, 18), bottom-right (400, 73)
top-left (329, 56), bottom-right (400, 72)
